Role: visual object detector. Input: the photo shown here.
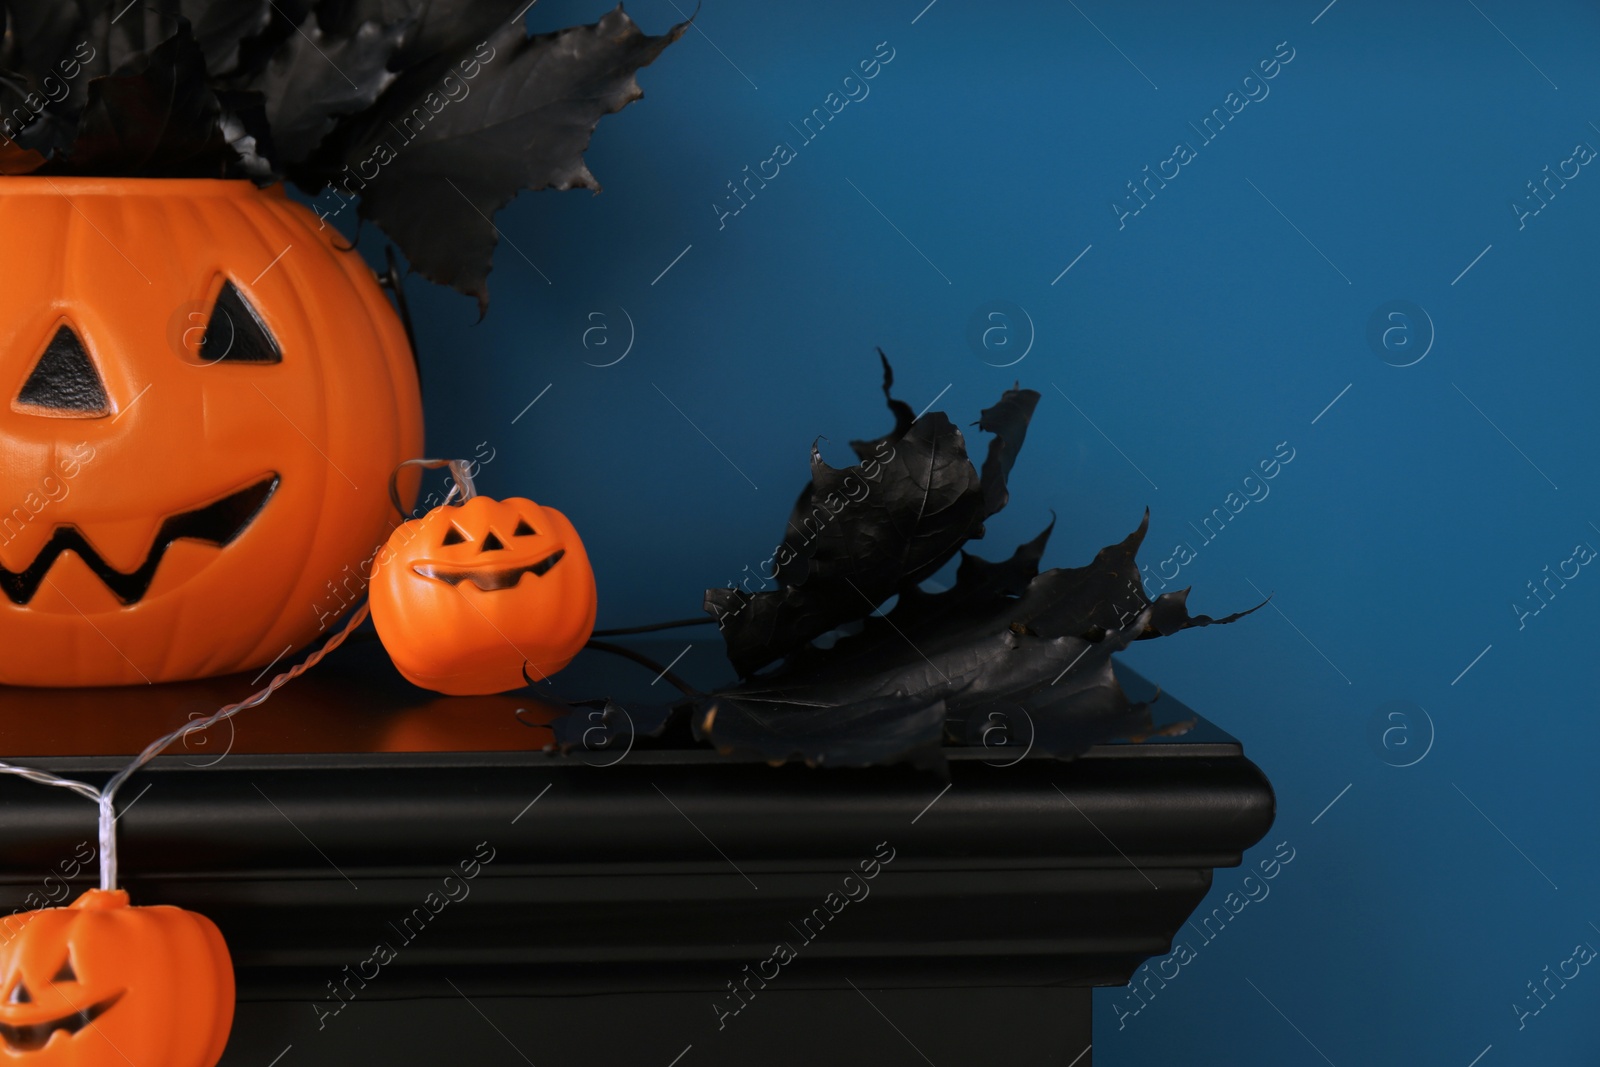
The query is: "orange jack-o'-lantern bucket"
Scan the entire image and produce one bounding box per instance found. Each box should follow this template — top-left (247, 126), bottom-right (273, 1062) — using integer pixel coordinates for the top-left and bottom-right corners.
top-left (0, 178), bottom-right (423, 686)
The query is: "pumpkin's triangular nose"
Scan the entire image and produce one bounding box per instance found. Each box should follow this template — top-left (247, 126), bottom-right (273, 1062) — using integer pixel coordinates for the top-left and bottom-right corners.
top-left (15, 325), bottom-right (108, 417)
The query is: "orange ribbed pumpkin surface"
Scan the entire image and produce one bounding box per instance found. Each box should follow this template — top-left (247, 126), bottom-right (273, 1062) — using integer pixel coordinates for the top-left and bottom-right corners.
top-left (0, 890), bottom-right (234, 1065)
top-left (0, 178), bottom-right (422, 686)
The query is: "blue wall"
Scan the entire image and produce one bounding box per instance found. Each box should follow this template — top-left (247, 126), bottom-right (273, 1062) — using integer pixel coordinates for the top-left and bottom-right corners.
top-left (345, 1), bottom-right (1600, 1062)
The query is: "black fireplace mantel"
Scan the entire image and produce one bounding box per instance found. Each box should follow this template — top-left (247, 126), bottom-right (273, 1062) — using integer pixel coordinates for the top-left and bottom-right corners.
top-left (0, 639), bottom-right (1274, 1066)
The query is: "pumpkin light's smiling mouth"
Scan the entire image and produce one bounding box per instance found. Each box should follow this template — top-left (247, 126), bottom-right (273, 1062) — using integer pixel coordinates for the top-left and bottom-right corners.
top-left (0, 990), bottom-right (122, 1051)
top-left (413, 548), bottom-right (565, 592)
top-left (0, 475), bottom-right (279, 606)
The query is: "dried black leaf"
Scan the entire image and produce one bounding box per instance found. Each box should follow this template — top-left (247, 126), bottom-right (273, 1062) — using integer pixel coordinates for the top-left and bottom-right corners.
top-left (71, 5), bottom-right (208, 86)
top-left (695, 693), bottom-right (948, 770)
top-left (678, 359), bottom-right (1259, 767)
top-left (694, 602), bottom-right (1147, 768)
top-left (1006, 513), bottom-right (1257, 642)
top-left (0, 1), bottom-right (105, 162)
top-left (695, 519), bottom-right (1252, 767)
top-left (847, 347), bottom-right (916, 462)
top-left (545, 697), bottom-right (679, 755)
top-left (773, 350), bottom-right (913, 589)
top-left (250, 12), bottom-right (406, 162)
top-left (215, 86), bottom-right (274, 178)
top-left (0, 2), bottom-right (271, 162)
top-left (300, 5), bottom-right (687, 312)
top-left (318, 0), bottom-right (523, 70)
top-left (706, 358), bottom-right (1039, 677)
top-left (975, 385), bottom-right (1038, 520)
top-left (181, 0), bottom-right (274, 76)
top-left (0, 1), bottom-right (84, 84)
top-left (706, 412), bottom-right (981, 677)
top-left (50, 23), bottom-right (236, 177)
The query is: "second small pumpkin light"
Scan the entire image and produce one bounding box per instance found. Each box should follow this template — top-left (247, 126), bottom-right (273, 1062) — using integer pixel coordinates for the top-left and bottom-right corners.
top-left (370, 479), bottom-right (597, 695)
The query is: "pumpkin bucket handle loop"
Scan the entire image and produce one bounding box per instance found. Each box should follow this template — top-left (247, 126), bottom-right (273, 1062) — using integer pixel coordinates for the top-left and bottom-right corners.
top-left (388, 458), bottom-right (479, 519)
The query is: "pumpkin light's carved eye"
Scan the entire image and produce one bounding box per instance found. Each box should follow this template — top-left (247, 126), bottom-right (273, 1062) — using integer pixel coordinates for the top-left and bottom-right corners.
top-left (7, 981), bottom-right (29, 1005)
top-left (51, 957), bottom-right (75, 983)
top-left (441, 525), bottom-right (467, 547)
top-left (513, 518), bottom-right (536, 536)
top-left (199, 280), bottom-right (281, 364)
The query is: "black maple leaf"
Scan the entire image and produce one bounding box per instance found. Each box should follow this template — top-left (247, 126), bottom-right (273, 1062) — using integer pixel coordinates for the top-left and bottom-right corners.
top-left (677, 357), bottom-right (1259, 766)
top-left (692, 512), bottom-right (1254, 767)
top-left (301, 5), bottom-right (687, 313)
top-left (706, 353), bottom-right (1038, 677)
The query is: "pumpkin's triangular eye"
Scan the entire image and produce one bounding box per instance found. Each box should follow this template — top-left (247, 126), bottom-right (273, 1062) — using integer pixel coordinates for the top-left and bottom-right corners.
top-left (15, 325), bottom-right (109, 417)
top-left (441, 525), bottom-right (467, 546)
top-left (513, 519), bottom-right (536, 536)
top-left (50, 957), bottom-right (74, 983)
top-left (481, 532), bottom-right (505, 551)
top-left (7, 981), bottom-right (30, 1004)
top-left (200, 280), bottom-right (282, 364)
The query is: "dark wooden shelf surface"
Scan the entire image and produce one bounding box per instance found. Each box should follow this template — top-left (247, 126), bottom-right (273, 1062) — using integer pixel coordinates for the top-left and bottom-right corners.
top-left (0, 635), bottom-right (1274, 1066)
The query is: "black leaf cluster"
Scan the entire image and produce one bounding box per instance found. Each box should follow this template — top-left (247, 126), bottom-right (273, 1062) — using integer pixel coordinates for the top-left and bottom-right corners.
top-left (0, 0), bottom-right (685, 309)
top-left (553, 357), bottom-right (1259, 769)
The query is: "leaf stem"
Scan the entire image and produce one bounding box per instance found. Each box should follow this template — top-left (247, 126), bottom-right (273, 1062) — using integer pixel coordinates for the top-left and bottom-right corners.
top-left (591, 617), bottom-right (713, 637)
top-left (583, 639), bottom-right (702, 699)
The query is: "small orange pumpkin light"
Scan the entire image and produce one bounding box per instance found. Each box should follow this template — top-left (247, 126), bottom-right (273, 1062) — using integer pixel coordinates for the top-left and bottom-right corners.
top-left (370, 460), bottom-right (597, 695)
top-left (0, 889), bottom-right (234, 1065)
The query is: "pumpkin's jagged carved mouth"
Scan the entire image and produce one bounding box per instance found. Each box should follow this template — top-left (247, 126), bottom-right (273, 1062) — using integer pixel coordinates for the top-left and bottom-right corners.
top-left (0, 475), bottom-right (279, 606)
top-left (0, 990), bottom-right (122, 1051)
top-left (414, 548), bottom-right (565, 592)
